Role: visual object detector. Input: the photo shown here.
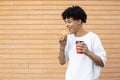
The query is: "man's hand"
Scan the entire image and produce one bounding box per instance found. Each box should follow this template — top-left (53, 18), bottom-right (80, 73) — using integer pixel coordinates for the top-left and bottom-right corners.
top-left (76, 42), bottom-right (90, 54)
top-left (59, 29), bottom-right (68, 49)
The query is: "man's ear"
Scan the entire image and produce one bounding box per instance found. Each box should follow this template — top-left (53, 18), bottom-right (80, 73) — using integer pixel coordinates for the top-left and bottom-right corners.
top-left (78, 19), bottom-right (82, 24)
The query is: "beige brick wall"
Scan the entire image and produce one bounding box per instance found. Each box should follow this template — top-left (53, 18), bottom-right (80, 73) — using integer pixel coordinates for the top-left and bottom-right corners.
top-left (0, 0), bottom-right (120, 80)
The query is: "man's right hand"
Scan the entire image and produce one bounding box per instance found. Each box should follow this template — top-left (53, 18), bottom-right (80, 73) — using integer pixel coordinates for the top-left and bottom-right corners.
top-left (59, 32), bottom-right (67, 50)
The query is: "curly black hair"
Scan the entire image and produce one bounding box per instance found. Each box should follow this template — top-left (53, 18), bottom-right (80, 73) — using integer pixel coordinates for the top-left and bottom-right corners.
top-left (62, 5), bottom-right (87, 23)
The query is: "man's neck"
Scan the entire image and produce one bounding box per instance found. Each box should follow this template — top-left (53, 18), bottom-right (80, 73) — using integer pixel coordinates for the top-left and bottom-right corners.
top-left (75, 29), bottom-right (88, 37)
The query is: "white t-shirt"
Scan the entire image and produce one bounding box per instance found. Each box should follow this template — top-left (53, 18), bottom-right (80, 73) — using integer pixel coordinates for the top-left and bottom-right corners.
top-left (65, 32), bottom-right (106, 80)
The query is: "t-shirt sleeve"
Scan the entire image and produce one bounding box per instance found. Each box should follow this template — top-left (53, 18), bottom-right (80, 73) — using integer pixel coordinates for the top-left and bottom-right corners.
top-left (92, 35), bottom-right (107, 66)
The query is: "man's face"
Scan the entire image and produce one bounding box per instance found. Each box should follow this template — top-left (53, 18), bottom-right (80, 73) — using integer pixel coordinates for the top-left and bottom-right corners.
top-left (64, 18), bottom-right (81, 34)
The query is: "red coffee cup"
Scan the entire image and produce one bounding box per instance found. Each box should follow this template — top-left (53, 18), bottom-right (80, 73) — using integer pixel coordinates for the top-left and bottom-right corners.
top-left (76, 41), bottom-right (83, 54)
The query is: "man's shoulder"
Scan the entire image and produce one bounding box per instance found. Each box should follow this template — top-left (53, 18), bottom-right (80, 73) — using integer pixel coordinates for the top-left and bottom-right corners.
top-left (88, 32), bottom-right (99, 38)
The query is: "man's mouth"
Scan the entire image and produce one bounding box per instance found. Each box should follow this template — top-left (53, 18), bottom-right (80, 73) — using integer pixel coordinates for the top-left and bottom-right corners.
top-left (68, 28), bottom-right (72, 33)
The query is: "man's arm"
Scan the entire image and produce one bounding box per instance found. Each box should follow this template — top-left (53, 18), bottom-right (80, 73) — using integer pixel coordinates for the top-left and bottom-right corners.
top-left (86, 51), bottom-right (104, 67)
top-left (58, 47), bottom-right (66, 65)
top-left (58, 34), bottom-right (67, 65)
top-left (77, 42), bottom-right (104, 67)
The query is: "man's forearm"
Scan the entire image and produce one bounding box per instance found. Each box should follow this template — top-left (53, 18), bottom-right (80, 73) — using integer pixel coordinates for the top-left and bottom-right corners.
top-left (58, 48), bottom-right (66, 65)
top-left (86, 51), bottom-right (104, 67)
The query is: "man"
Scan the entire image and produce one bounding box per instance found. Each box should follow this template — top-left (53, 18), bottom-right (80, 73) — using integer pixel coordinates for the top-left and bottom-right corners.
top-left (58, 5), bottom-right (106, 80)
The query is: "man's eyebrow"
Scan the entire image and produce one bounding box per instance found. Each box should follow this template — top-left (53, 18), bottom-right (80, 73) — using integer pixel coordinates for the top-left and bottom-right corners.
top-left (66, 19), bottom-right (71, 22)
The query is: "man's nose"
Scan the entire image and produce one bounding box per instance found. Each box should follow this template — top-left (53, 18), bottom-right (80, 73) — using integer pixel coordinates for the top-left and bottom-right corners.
top-left (66, 23), bottom-right (69, 28)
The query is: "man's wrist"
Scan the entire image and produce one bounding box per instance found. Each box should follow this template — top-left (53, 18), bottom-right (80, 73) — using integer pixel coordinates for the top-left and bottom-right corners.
top-left (60, 47), bottom-right (65, 50)
top-left (85, 50), bottom-right (92, 56)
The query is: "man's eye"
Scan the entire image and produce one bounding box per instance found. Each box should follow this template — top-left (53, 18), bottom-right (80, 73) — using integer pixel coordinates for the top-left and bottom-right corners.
top-left (68, 21), bottom-right (71, 23)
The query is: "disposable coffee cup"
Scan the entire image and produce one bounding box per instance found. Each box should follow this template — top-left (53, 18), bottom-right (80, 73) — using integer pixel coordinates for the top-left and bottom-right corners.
top-left (76, 41), bottom-right (83, 54)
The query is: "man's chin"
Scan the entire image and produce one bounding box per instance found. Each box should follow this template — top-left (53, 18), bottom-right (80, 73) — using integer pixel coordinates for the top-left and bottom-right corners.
top-left (69, 32), bottom-right (74, 34)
